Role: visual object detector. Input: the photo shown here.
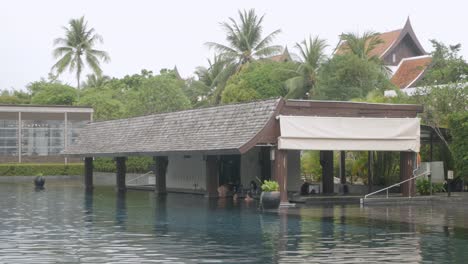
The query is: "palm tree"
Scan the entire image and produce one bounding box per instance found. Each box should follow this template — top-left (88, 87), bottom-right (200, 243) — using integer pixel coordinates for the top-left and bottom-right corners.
top-left (81, 73), bottom-right (111, 89)
top-left (285, 36), bottom-right (328, 99)
top-left (52, 16), bottom-right (110, 90)
top-left (338, 31), bottom-right (390, 75)
top-left (195, 54), bottom-right (237, 103)
top-left (206, 9), bottom-right (282, 69)
top-left (339, 31), bottom-right (383, 60)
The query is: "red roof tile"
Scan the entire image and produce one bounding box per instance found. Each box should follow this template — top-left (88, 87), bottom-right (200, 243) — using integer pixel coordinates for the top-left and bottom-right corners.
top-left (391, 56), bottom-right (432, 88)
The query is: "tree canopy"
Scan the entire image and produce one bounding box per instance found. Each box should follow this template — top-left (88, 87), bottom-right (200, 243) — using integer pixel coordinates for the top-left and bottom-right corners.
top-left (221, 61), bottom-right (297, 104)
top-left (315, 54), bottom-right (394, 100)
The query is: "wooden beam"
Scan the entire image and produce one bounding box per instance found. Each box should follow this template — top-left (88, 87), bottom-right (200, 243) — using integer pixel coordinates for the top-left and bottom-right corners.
top-left (321, 151), bottom-right (334, 194)
top-left (340, 151), bottom-right (346, 184)
top-left (400, 152), bottom-right (415, 197)
top-left (154, 156), bottom-right (168, 195)
top-left (84, 157), bottom-right (93, 190)
top-left (115, 157), bottom-right (127, 192)
top-left (368, 151), bottom-right (373, 193)
top-left (205, 155), bottom-right (219, 198)
top-left (274, 149), bottom-right (288, 203)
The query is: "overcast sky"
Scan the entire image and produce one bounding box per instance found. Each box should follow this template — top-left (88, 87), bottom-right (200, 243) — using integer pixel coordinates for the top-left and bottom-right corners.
top-left (1, 0), bottom-right (467, 91)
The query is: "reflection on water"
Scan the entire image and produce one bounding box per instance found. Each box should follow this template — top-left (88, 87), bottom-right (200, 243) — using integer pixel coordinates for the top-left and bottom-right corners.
top-left (0, 183), bottom-right (467, 263)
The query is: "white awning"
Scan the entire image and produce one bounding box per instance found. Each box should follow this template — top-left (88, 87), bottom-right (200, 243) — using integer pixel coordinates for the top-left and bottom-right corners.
top-left (278, 116), bottom-right (420, 152)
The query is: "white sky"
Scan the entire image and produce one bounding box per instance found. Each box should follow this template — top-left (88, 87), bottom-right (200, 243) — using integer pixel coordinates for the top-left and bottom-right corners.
top-left (1, 0), bottom-right (467, 91)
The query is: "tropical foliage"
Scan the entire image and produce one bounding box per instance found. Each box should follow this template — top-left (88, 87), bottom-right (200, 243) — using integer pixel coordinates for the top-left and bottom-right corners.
top-left (261, 180), bottom-right (279, 192)
top-left (221, 61), bottom-right (297, 103)
top-left (285, 36), bottom-right (327, 99)
top-left (206, 9), bottom-right (282, 66)
top-left (420, 40), bottom-right (468, 85)
top-left (448, 112), bottom-right (468, 180)
top-left (52, 16), bottom-right (110, 90)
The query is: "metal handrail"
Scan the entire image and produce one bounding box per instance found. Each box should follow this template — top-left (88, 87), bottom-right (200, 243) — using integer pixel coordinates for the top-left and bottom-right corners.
top-left (126, 171), bottom-right (153, 185)
top-left (362, 166), bottom-right (430, 201)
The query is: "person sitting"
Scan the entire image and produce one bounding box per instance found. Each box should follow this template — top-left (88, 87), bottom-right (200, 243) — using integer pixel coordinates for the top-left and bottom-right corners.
top-left (250, 180), bottom-right (258, 195)
top-left (244, 191), bottom-right (254, 202)
top-left (300, 180), bottom-right (310, 195)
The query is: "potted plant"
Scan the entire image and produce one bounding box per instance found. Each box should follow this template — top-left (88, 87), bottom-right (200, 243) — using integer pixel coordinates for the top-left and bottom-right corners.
top-left (260, 180), bottom-right (280, 209)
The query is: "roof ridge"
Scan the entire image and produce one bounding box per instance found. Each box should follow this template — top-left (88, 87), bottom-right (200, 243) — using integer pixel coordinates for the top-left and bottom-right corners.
top-left (90, 97), bottom-right (282, 124)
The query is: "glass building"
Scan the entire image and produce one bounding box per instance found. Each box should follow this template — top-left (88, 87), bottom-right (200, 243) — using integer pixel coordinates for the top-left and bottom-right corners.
top-left (0, 105), bottom-right (93, 163)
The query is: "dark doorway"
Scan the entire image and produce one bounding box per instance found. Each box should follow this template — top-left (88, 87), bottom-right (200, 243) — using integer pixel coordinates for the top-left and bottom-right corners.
top-left (219, 155), bottom-right (241, 186)
top-left (259, 147), bottom-right (272, 182)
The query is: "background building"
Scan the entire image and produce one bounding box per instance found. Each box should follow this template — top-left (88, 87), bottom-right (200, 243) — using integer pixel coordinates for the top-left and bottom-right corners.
top-left (0, 104), bottom-right (93, 163)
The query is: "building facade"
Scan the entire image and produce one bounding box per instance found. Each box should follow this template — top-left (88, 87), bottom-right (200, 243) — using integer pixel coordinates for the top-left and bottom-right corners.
top-left (0, 105), bottom-right (93, 163)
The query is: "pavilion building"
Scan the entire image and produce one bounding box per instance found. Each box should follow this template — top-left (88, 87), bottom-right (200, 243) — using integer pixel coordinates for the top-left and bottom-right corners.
top-left (64, 98), bottom-right (423, 204)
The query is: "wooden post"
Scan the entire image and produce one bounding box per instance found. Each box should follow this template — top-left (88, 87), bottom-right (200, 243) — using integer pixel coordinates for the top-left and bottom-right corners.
top-left (205, 155), bottom-right (219, 198)
top-left (84, 157), bottom-right (93, 190)
top-left (340, 151), bottom-right (346, 184)
top-left (274, 148), bottom-right (288, 204)
top-left (368, 151), bottom-right (373, 193)
top-left (320, 151), bottom-right (334, 194)
top-left (154, 156), bottom-right (168, 195)
top-left (115, 157), bottom-right (127, 192)
top-left (400, 152), bottom-right (415, 197)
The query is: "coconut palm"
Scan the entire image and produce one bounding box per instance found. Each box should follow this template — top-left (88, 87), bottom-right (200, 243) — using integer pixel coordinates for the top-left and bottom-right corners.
top-left (52, 16), bottom-right (110, 90)
top-left (285, 36), bottom-right (328, 99)
top-left (338, 31), bottom-right (390, 75)
top-left (194, 54), bottom-right (237, 104)
top-left (81, 74), bottom-right (111, 89)
top-left (339, 31), bottom-right (383, 60)
top-left (206, 9), bottom-right (282, 68)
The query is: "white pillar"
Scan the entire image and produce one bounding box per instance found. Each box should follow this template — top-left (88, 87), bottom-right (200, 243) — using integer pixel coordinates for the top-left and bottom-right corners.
top-left (18, 112), bottom-right (22, 163)
top-left (64, 112), bottom-right (68, 165)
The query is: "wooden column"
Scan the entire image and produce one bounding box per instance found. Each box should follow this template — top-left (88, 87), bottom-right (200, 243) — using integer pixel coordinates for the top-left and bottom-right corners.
top-left (154, 156), bottom-right (168, 195)
top-left (400, 152), bottom-right (415, 197)
top-left (367, 151), bottom-right (373, 193)
top-left (320, 151), bottom-right (334, 194)
top-left (115, 157), bottom-right (127, 192)
top-left (205, 155), bottom-right (219, 198)
top-left (340, 151), bottom-right (346, 184)
top-left (274, 148), bottom-right (288, 204)
top-left (84, 157), bottom-right (93, 190)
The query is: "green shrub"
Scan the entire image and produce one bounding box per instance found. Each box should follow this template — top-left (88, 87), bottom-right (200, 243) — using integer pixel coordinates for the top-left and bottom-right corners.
top-left (416, 178), bottom-right (446, 195)
top-left (94, 157), bottom-right (154, 173)
top-left (416, 178), bottom-right (431, 195)
top-left (0, 163), bottom-right (83, 176)
top-left (261, 180), bottom-right (279, 192)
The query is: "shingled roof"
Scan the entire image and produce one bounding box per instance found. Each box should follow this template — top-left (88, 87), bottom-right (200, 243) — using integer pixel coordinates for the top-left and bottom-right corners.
top-left (63, 99), bottom-right (281, 157)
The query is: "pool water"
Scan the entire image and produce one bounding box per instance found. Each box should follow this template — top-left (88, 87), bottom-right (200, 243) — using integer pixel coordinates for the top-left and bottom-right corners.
top-left (0, 182), bottom-right (467, 263)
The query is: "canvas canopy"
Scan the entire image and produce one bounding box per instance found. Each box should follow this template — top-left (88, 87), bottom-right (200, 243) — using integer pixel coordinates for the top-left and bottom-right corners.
top-left (278, 116), bottom-right (420, 152)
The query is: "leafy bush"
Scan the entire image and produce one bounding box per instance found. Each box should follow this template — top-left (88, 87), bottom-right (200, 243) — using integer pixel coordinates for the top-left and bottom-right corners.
top-left (416, 178), bottom-right (446, 195)
top-left (0, 163), bottom-right (83, 176)
top-left (261, 180), bottom-right (279, 192)
top-left (416, 178), bottom-right (431, 195)
top-left (448, 111), bottom-right (468, 180)
top-left (94, 157), bottom-right (154, 173)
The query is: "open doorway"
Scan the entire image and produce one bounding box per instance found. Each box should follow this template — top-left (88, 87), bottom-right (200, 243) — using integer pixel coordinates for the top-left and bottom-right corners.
top-left (219, 155), bottom-right (241, 187)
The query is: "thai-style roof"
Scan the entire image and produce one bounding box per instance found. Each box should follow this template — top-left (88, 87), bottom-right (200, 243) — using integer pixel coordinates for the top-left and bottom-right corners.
top-left (267, 46), bottom-right (292, 62)
top-left (335, 18), bottom-right (426, 61)
top-left (390, 55), bottom-right (432, 88)
top-left (63, 99), bottom-right (281, 157)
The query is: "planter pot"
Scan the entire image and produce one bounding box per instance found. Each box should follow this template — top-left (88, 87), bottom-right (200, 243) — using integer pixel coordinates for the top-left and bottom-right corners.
top-left (260, 191), bottom-right (280, 209)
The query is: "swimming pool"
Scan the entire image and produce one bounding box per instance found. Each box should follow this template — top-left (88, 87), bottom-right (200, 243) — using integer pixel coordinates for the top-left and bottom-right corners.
top-left (0, 182), bottom-right (466, 263)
